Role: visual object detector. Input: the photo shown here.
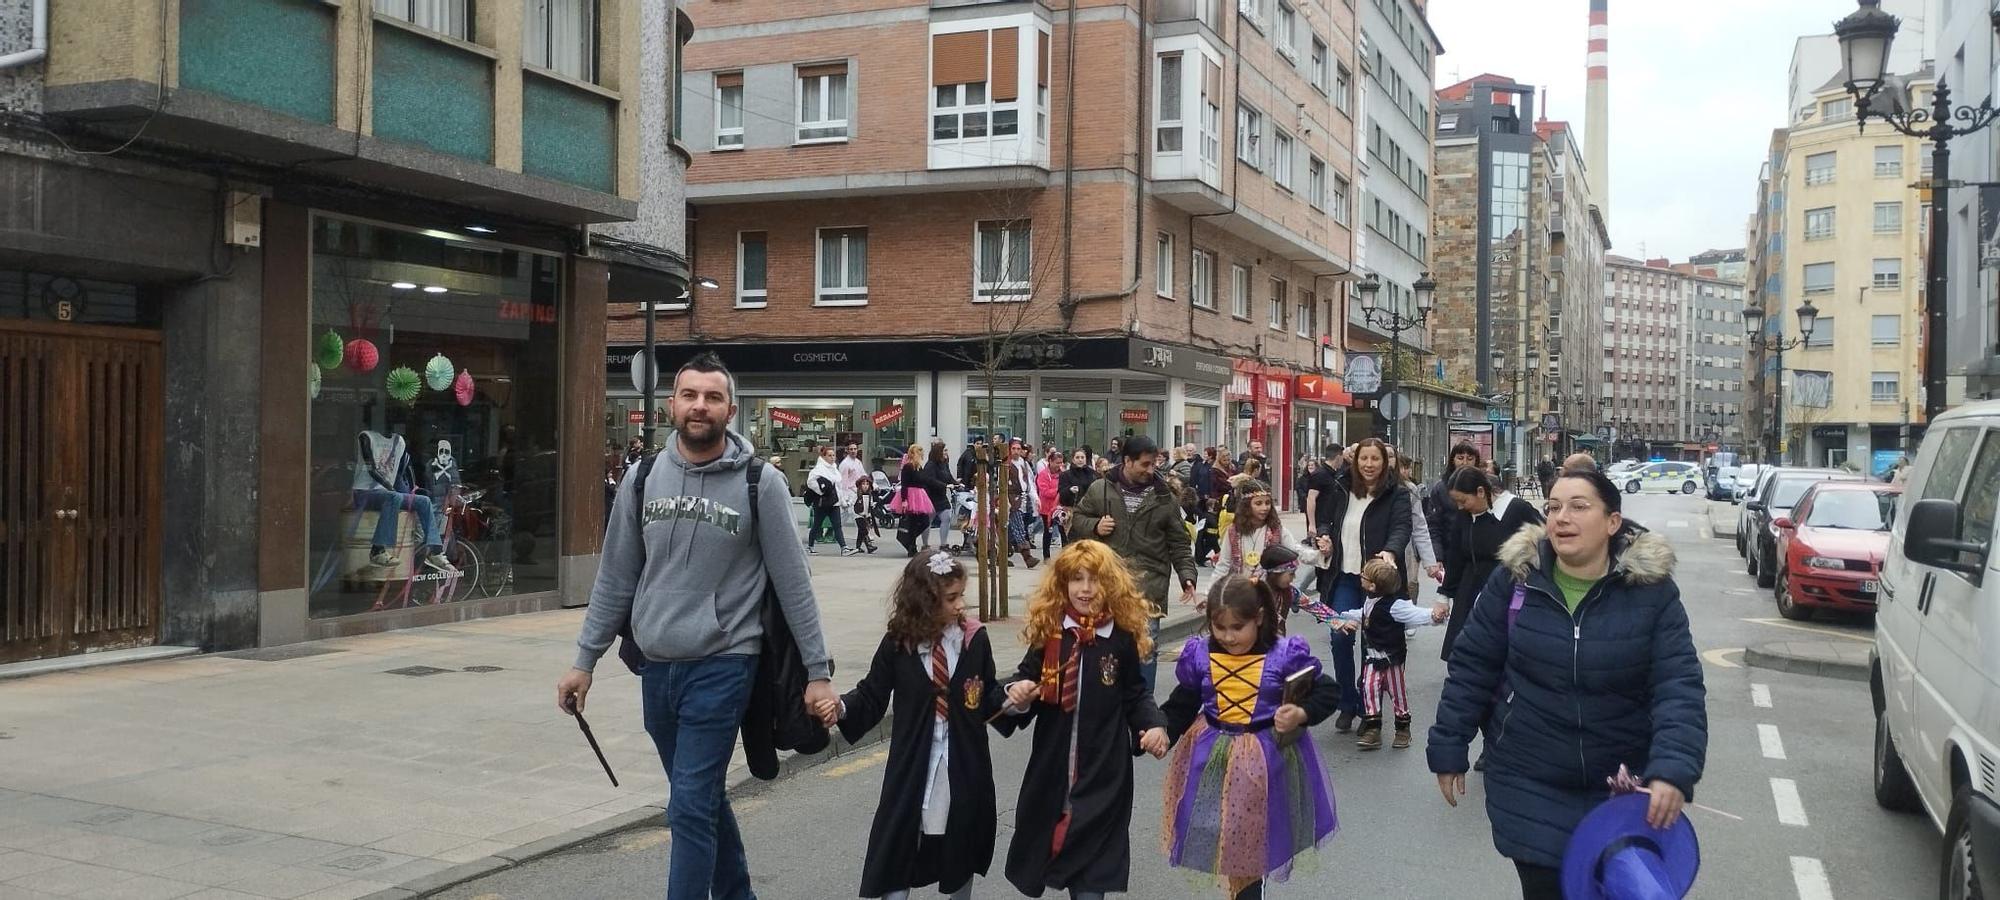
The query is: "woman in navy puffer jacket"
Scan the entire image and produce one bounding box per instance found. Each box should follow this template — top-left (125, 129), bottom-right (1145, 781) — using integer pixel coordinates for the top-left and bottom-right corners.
top-left (1427, 469), bottom-right (1707, 899)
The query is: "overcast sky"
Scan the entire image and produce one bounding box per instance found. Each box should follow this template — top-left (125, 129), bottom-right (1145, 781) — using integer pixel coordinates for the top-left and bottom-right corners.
top-left (1426, 0), bottom-right (1870, 263)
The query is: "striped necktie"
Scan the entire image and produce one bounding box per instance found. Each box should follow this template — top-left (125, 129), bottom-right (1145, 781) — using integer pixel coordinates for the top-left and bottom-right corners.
top-left (931, 641), bottom-right (950, 720)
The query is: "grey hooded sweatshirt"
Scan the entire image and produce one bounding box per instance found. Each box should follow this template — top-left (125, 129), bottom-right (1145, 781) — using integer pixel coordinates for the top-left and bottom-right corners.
top-left (573, 429), bottom-right (832, 681)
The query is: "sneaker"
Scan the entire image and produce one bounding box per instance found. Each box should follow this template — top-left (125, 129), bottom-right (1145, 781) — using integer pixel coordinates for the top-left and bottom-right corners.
top-left (1334, 711), bottom-right (1356, 733)
top-left (806, 544), bottom-right (817, 555)
top-left (865, 543), bottom-right (879, 554)
top-left (842, 547), bottom-right (861, 557)
top-left (369, 550), bottom-right (400, 568)
top-left (423, 553), bottom-right (460, 575)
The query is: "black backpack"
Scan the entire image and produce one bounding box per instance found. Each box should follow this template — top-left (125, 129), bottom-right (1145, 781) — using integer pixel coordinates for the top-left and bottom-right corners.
top-left (613, 453), bottom-right (831, 779)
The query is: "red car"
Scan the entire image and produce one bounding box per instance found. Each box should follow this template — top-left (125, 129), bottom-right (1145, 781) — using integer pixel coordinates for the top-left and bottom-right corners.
top-left (1772, 481), bottom-right (1902, 620)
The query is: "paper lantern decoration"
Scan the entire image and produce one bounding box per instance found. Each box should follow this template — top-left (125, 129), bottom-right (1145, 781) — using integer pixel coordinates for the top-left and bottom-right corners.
top-left (385, 366), bottom-right (422, 403)
top-left (344, 339), bottom-right (379, 374)
top-left (424, 354), bottom-right (455, 391)
top-left (315, 329), bottom-right (345, 371)
top-left (307, 361), bottom-right (321, 399)
top-left (452, 369), bottom-right (474, 406)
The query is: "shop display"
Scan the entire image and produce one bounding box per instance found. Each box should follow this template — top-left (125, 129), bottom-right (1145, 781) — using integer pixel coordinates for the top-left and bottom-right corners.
top-left (316, 329), bottom-right (346, 370)
top-left (308, 361), bottom-right (322, 399)
top-left (344, 338), bottom-right (379, 373)
top-left (385, 366), bottom-right (422, 403)
top-left (453, 369), bottom-right (474, 406)
top-left (425, 353), bottom-right (455, 391)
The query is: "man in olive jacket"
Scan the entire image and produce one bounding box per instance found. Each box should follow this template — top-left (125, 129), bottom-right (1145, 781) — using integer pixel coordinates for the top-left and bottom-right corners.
top-left (1070, 435), bottom-right (1198, 690)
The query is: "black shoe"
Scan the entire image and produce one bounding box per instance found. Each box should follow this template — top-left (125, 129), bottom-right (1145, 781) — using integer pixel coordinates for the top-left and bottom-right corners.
top-left (1334, 711), bottom-right (1356, 733)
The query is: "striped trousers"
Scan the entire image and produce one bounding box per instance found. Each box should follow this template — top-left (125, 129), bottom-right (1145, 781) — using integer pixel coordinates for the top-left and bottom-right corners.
top-left (1361, 660), bottom-right (1409, 717)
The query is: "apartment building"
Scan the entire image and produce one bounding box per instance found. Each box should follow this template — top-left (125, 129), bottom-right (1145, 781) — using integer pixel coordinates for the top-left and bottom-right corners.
top-left (1536, 119), bottom-right (1609, 457)
top-left (0, 0), bottom-right (676, 664)
top-left (1932, 0), bottom-right (2000, 400)
top-left (1689, 248), bottom-right (1748, 282)
top-left (653, 0), bottom-right (1360, 504)
top-left (1744, 129), bottom-right (1788, 461)
top-left (1679, 269), bottom-right (1748, 449)
top-left (1603, 256), bottom-right (1693, 457)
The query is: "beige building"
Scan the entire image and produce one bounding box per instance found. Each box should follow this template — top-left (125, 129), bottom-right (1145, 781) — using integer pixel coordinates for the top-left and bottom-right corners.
top-left (1763, 76), bottom-right (1928, 472)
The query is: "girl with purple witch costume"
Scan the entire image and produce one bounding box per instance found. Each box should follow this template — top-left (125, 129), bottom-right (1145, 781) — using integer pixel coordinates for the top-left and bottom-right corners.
top-left (1160, 575), bottom-right (1341, 900)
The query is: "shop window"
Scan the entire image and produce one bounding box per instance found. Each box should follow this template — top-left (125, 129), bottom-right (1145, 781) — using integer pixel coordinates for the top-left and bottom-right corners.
top-left (966, 396), bottom-right (1028, 444)
top-left (745, 397), bottom-right (915, 493)
top-left (306, 216), bottom-right (561, 618)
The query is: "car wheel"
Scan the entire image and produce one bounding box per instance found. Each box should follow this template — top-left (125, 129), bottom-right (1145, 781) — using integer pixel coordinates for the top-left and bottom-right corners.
top-left (1941, 784), bottom-right (1987, 900)
top-left (1872, 713), bottom-right (1922, 813)
top-left (1756, 543), bottom-right (1776, 588)
top-left (1737, 530), bottom-right (1747, 558)
top-left (1776, 568), bottom-right (1813, 620)
top-left (1625, 480), bottom-right (1640, 494)
top-left (1682, 480), bottom-right (1697, 494)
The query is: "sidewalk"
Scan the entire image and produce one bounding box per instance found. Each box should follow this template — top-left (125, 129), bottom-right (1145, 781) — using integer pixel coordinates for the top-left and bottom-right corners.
top-left (1743, 639), bottom-right (1870, 682)
top-left (0, 536), bottom-right (1215, 900)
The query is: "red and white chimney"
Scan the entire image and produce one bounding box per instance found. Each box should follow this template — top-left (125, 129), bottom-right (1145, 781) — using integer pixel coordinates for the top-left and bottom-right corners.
top-left (1587, 0), bottom-right (1609, 215)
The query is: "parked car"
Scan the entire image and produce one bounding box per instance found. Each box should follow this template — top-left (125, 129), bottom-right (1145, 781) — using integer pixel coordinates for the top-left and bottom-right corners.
top-left (1744, 468), bottom-right (1864, 587)
top-left (1736, 465), bottom-right (1786, 558)
top-left (1771, 481), bottom-right (1901, 620)
top-left (1730, 463), bottom-right (1768, 505)
top-left (1870, 399), bottom-right (2000, 900)
top-left (1607, 460), bottom-right (1701, 495)
top-left (1607, 460), bottom-right (1643, 475)
top-left (1708, 466), bottom-right (1742, 501)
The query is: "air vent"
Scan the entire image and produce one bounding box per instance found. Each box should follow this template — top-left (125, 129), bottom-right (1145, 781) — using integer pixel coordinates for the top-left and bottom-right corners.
top-left (1119, 378), bottom-right (1169, 397)
top-left (1186, 384), bottom-right (1223, 403)
top-left (1042, 377), bottom-right (1115, 395)
top-left (1981, 753), bottom-right (1997, 795)
top-left (970, 375), bottom-right (1030, 393)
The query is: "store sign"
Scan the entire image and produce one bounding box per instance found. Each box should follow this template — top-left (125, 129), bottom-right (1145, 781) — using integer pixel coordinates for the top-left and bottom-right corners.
top-left (499, 300), bottom-right (557, 324)
top-left (871, 404), bottom-right (905, 428)
top-left (1120, 408), bottom-right (1151, 423)
top-left (1229, 372), bottom-right (1254, 397)
top-left (1343, 354), bottom-right (1383, 395)
top-left (1127, 339), bottom-right (1232, 385)
top-left (1540, 413), bottom-right (1562, 433)
top-left (770, 408), bottom-right (802, 427)
top-left (626, 410), bottom-right (646, 425)
top-left (1237, 402), bottom-right (1256, 420)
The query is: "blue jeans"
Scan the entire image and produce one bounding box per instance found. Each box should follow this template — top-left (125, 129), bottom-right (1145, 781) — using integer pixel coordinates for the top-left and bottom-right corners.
top-left (1322, 572), bottom-right (1366, 716)
top-left (641, 655), bottom-right (758, 900)
top-left (356, 490), bottom-right (439, 551)
top-left (1137, 615), bottom-right (1163, 694)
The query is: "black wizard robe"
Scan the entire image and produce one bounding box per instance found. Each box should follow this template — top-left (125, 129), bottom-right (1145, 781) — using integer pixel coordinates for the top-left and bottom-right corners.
top-left (837, 622), bottom-right (1005, 898)
top-left (995, 621), bottom-right (1166, 897)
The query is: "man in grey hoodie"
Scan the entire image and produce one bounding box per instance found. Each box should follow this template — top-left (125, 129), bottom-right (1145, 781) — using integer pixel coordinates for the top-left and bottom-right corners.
top-left (557, 353), bottom-right (833, 900)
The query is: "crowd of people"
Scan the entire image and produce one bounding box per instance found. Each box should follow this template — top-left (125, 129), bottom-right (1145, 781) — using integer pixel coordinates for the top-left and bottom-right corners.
top-left (563, 352), bottom-right (1709, 900)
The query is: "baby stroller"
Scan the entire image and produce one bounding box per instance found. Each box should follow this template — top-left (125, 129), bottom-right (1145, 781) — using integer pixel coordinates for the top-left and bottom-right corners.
top-left (871, 484), bottom-right (901, 532)
top-left (952, 488), bottom-right (979, 554)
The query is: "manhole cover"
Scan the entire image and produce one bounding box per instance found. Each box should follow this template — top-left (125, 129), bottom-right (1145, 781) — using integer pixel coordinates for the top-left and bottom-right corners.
top-left (383, 665), bottom-right (453, 677)
top-left (462, 665), bottom-right (504, 673)
top-left (224, 645), bottom-right (345, 662)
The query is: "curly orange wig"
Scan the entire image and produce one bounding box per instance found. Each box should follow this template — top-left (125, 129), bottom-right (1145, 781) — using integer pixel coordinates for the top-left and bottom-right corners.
top-left (1022, 540), bottom-right (1155, 658)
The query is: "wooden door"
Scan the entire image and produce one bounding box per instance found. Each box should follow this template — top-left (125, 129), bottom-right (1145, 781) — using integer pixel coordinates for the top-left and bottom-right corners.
top-left (0, 321), bottom-right (162, 664)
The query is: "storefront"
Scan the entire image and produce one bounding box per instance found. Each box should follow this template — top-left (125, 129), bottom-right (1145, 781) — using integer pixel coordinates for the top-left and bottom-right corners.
top-left (1292, 373), bottom-right (1350, 470)
top-left (1225, 360), bottom-right (1293, 502)
top-left (749, 397), bottom-right (917, 489)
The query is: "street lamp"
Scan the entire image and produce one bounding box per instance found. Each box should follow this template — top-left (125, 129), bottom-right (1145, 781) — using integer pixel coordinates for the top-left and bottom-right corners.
top-left (1488, 348), bottom-right (1539, 487)
top-left (1836, 0), bottom-right (2000, 420)
top-left (1744, 299), bottom-right (1819, 466)
top-left (1359, 272), bottom-right (1435, 448)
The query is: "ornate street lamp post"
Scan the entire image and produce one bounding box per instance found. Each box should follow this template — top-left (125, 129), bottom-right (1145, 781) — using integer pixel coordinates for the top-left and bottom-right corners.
top-left (1744, 300), bottom-right (1820, 466)
top-left (1359, 273), bottom-right (1436, 448)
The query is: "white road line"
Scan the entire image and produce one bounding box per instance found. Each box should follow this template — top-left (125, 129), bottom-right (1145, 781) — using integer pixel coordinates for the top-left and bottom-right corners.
top-left (1668, 519), bottom-right (1690, 529)
top-left (1791, 856), bottom-right (1834, 900)
top-left (1752, 683), bottom-right (1772, 708)
top-left (1772, 777), bottom-right (1809, 826)
top-left (1759, 723), bottom-right (1788, 760)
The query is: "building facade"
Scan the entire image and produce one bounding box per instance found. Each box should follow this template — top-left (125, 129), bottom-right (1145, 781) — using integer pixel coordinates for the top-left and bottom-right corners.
top-left (652, 0), bottom-right (1362, 506)
top-left (0, 0), bottom-right (673, 664)
top-left (1932, 0), bottom-right (2000, 400)
top-left (1603, 256), bottom-right (1690, 458)
top-left (1680, 270), bottom-right (1748, 450)
top-left (1744, 129), bottom-right (1788, 462)
top-left (1688, 248), bottom-right (1748, 282)
top-left (1538, 119), bottom-right (1609, 457)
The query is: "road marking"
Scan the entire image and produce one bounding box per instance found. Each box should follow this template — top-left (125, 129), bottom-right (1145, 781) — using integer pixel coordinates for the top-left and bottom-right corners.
top-left (1700, 647), bottom-right (1743, 668)
top-left (616, 828), bottom-right (672, 852)
top-left (1791, 856), bottom-right (1834, 900)
top-left (1752, 683), bottom-right (1772, 708)
top-left (1772, 777), bottom-right (1809, 826)
top-left (1759, 723), bottom-right (1788, 760)
top-left (1741, 617), bottom-right (1874, 643)
top-left (1668, 519), bottom-right (1690, 529)
top-left (1700, 525), bottom-right (1713, 539)
top-left (821, 749), bottom-right (889, 779)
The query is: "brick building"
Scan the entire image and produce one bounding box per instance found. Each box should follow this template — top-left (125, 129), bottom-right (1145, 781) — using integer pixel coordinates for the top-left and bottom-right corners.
top-left (619, 0), bottom-right (1361, 504)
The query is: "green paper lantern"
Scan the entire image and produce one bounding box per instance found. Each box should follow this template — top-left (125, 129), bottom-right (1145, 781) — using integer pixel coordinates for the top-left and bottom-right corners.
top-left (315, 329), bottom-right (345, 370)
top-left (424, 353), bottom-right (455, 391)
top-left (307, 361), bottom-right (322, 399)
top-left (385, 366), bottom-right (422, 403)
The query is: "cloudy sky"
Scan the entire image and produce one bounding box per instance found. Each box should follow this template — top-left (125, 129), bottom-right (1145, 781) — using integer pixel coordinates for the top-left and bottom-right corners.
top-left (1425, 0), bottom-right (1890, 263)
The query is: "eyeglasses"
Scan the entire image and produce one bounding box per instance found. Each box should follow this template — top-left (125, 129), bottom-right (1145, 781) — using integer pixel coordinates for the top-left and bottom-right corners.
top-left (1543, 500), bottom-right (1600, 518)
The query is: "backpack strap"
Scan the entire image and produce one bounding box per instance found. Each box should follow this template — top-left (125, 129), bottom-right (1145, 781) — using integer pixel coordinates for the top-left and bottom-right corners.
top-left (629, 453), bottom-right (657, 547)
top-left (1505, 582), bottom-right (1527, 637)
top-left (746, 456), bottom-right (762, 537)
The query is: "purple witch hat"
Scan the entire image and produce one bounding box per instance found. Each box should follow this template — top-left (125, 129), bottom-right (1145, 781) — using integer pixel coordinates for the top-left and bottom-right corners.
top-left (1560, 792), bottom-right (1700, 900)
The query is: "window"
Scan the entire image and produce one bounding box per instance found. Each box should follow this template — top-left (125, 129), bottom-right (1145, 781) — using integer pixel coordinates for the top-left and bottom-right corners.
top-left (1874, 201), bottom-right (1902, 234)
top-left (798, 64), bottom-right (850, 142)
top-left (1157, 53), bottom-right (1184, 152)
top-left (1956, 431), bottom-right (2000, 570)
top-left (1308, 156), bottom-right (1326, 210)
top-left (1335, 64), bottom-right (1352, 116)
top-left (1332, 175), bottom-right (1350, 226)
top-left (1803, 261), bottom-right (1834, 294)
top-left (1304, 290), bottom-right (1317, 336)
top-left (1192, 250), bottom-right (1216, 309)
top-left (1199, 59), bottom-right (1223, 166)
top-left (1805, 206), bottom-right (1835, 240)
top-left (935, 81), bottom-right (1004, 140)
top-left (1871, 371), bottom-right (1900, 403)
top-left (1238, 0), bottom-right (1263, 23)
top-left (1437, 111), bottom-right (1458, 130)
top-left (1295, 298), bottom-right (1309, 337)
top-left (1275, 1), bottom-right (1297, 57)
top-left (1805, 152), bottom-right (1836, 185)
top-left (375, 0), bottom-right (467, 39)
top-left (1272, 129), bottom-right (1294, 190)
top-left (1310, 37), bottom-right (1328, 93)
top-left (524, 0), bottom-right (595, 81)
top-left (816, 227), bottom-right (868, 304)
top-left (1230, 264), bottom-right (1251, 318)
top-left (736, 231), bottom-right (767, 307)
top-left (714, 72), bottom-right (744, 149)
top-left (1268, 277), bottom-right (1287, 329)
top-left (1822, 97), bottom-right (1852, 120)
top-left (1872, 257), bottom-right (1901, 289)
top-left (1155, 232), bottom-right (1175, 298)
top-left (1874, 144), bottom-right (1902, 177)
top-left (1807, 315), bottom-right (1834, 347)
top-left (1872, 314), bottom-right (1900, 345)
top-left (1236, 104), bottom-right (1263, 168)
top-left (975, 221), bottom-right (1031, 302)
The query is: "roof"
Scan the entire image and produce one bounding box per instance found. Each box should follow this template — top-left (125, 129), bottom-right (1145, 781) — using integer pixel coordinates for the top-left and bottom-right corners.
top-left (1437, 73), bottom-right (1522, 102)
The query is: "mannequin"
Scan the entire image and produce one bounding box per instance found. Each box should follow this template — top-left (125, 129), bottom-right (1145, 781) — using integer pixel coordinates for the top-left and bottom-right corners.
top-left (353, 427), bottom-right (454, 574)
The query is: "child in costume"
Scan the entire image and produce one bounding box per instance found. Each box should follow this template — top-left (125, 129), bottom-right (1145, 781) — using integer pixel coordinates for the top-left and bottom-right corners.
top-left (1331, 558), bottom-right (1445, 751)
top-left (1161, 575), bottom-right (1341, 900)
top-left (821, 552), bottom-right (1002, 900)
top-left (997, 540), bottom-right (1169, 899)
top-left (1248, 544), bottom-right (1338, 634)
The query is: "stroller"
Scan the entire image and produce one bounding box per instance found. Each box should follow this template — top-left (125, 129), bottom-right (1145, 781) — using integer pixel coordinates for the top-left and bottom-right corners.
top-left (951, 488), bottom-right (979, 553)
top-left (870, 484), bottom-right (901, 532)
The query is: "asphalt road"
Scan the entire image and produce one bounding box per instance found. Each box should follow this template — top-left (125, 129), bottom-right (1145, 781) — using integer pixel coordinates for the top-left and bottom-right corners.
top-left (438, 492), bottom-right (1939, 900)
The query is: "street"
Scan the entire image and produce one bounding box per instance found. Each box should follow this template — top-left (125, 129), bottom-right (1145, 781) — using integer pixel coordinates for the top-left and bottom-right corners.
top-left (438, 492), bottom-right (1940, 900)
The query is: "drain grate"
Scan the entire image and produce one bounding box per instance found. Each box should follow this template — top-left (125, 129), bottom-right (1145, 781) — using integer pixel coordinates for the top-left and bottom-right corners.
top-left (383, 665), bottom-right (454, 677)
top-left (224, 645), bottom-right (346, 662)
top-left (462, 665), bottom-right (504, 673)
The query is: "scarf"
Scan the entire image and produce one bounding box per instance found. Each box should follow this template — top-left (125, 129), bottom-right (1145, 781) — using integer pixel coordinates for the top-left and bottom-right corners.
top-left (1038, 605), bottom-right (1100, 711)
top-left (808, 457), bottom-right (847, 504)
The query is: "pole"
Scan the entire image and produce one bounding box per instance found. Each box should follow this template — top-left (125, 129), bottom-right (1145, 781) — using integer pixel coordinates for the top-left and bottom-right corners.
top-left (1772, 339), bottom-right (1785, 466)
top-left (1385, 325), bottom-right (1400, 448)
top-left (641, 301), bottom-right (657, 450)
top-left (1924, 83), bottom-right (1952, 422)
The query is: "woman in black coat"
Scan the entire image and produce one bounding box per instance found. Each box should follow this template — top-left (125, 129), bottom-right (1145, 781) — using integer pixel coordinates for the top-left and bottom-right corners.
top-left (898, 445), bottom-right (948, 556)
top-left (1312, 438), bottom-right (1412, 727)
top-left (923, 441), bottom-right (956, 550)
top-left (1439, 466), bottom-right (1544, 660)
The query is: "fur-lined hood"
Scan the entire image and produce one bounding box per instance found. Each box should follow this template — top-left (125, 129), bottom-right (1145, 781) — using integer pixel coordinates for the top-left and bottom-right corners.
top-left (1497, 523), bottom-right (1676, 585)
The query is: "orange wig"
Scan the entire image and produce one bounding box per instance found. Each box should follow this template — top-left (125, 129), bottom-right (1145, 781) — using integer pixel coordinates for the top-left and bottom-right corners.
top-left (1021, 540), bottom-right (1155, 658)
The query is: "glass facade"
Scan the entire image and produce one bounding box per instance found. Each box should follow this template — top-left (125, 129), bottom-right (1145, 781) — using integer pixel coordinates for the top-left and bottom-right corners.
top-left (307, 217), bottom-right (562, 618)
top-left (743, 397), bottom-right (914, 494)
top-left (1182, 403), bottom-right (1218, 449)
top-left (1039, 399), bottom-right (1108, 453)
top-left (1114, 400), bottom-right (1165, 447)
top-left (966, 396), bottom-right (1028, 446)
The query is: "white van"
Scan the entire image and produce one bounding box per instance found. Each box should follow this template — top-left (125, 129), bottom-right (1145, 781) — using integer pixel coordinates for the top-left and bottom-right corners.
top-left (1871, 399), bottom-right (2000, 898)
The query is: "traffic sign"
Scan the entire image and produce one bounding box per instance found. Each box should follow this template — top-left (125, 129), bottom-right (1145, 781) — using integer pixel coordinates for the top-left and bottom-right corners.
top-left (1379, 391), bottom-right (1412, 422)
top-left (1486, 407), bottom-right (1507, 423)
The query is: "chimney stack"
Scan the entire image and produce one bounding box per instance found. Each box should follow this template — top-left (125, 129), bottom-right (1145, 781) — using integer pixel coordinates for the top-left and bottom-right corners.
top-left (1586, 0), bottom-right (1609, 216)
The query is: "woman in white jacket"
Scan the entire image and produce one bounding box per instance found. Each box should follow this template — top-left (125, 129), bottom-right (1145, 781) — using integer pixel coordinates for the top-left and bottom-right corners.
top-left (1211, 479), bottom-right (1331, 581)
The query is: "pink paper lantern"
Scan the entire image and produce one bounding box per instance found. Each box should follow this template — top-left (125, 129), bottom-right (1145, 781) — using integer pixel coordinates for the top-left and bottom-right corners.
top-left (453, 369), bottom-right (474, 406)
top-left (343, 339), bottom-right (379, 374)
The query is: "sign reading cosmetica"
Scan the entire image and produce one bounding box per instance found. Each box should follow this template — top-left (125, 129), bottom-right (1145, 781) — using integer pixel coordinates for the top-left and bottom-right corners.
top-left (610, 338), bottom-right (1233, 385)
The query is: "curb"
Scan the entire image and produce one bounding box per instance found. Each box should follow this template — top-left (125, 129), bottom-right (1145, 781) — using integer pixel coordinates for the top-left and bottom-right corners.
top-left (386, 610), bottom-right (1208, 899)
top-left (1742, 644), bottom-right (1869, 683)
